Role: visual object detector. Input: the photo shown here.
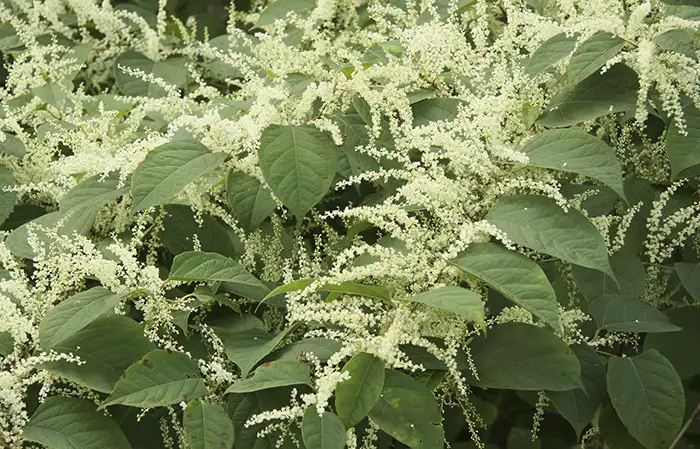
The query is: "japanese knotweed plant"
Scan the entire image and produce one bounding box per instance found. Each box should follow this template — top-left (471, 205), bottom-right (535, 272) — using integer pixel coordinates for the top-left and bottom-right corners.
top-left (0, 0), bottom-right (699, 448)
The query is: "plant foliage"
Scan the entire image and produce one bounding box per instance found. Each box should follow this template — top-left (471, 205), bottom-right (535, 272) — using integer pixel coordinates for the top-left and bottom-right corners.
top-left (0, 0), bottom-right (699, 448)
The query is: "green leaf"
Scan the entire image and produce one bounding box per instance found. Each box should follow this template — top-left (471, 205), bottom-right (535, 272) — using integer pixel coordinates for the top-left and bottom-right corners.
top-left (0, 331), bottom-right (13, 356)
top-left (257, 0), bottom-right (316, 26)
top-left (450, 242), bottom-right (561, 331)
top-left (59, 173), bottom-right (127, 214)
top-left (588, 294), bottom-right (681, 333)
top-left (524, 32), bottom-right (577, 77)
top-left (407, 286), bottom-right (485, 329)
top-left (102, 350), bottom-right (207, 408)
top-left (334, 114), bottom-right (378, 178)
top-left (411, 98), bottom-right (464, 127)
top-left (537, 64), bottom-right (638, 127)
top-left (301, 406), bottom-right (346, 449)
top-left (464, 323), bottom-right (582, 391)
top-left (644, 307), bottom-right (700, 379)
top-left (0, 165), bottom-right (16, 226)
top-left (226, 393), bottom-right (275, 449)
top-left (335, 352), bottom-right (385, 428)
top-left (572, 251), bottom-right (645, 303)
top-left (131, 140), bottom-right (227, 212)
top-left (607, 350), bottom-right (685, 449)
top-left (41, 315), bottom-right (156, 393)
top-left (263, 278), bottom-right (391, 303)
top-left (226, 170), bottom-right (277, 230)
top-left (263, 278), bottom-right (316, 302)
top-left (486, 195), bottom-right (616, 281)
top-left (24, 397), bottom-right (131, 449)
top-left (39, 287), bottom-right (123, 349)
top-left (5, 209), bottom-right (93, 259)
top-left (565, 32), bottom-right (626, 86)
top-left (221, 323), bottom-right (299, 377)
top-left (368, 369), bottom-right (444, 449)
top-left (599, 405), bottom-right (646, 449)
top-left (547, 344), bottom-right (606, 437)
top-left (666, 101), bottom-right (700, 179)
top-left (225, 361), bottom-right (312, 394)
top-left (258, 125), bottom-right (337, 218)
top-left (0, 132), bottom-right (26, 158)
top-left (352, 95), bottom-right (373, 126)
top-left (676, 262), bottom-right (700, 301)
top-left (162, 204), bottom-right (241, 258)
top-left (115, 51), bottom-right (188, 97)
top-left (184, 400), bottom-right (235, 449)
top-left (270, 338), bottom-right (342, 364)
top-left (520, 129), bottom-right (626, 200)
top-left (168, 251), bottom-right (270, 301)
top-left (654, 29), bottom-right (697, 58)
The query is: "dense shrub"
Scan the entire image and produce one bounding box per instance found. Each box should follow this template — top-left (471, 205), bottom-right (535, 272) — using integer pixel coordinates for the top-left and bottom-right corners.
top-left (0, 0), bottom-right (699, 448)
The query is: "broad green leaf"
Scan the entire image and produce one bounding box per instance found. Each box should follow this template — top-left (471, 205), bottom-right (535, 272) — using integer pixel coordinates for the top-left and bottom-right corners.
top-left (263, 278), bottom-right (390, 303)
top-left (666, 101), bottom-right (700, 179)
top-left (225, 361), bottom-right (312, 394)
top-left (257, 0), bottom-right (316, 26)
top-left (24, 397), bottom-right (131, 449)
top-left (412, 98), bottom-right (464, 127)
top-left (162, 204), bottom-right (241, 258)
top-left (407, 286), bottom-right (485, 329)
top-left (676, 262), bottom-right (700, 301)
top-left (263, 278), bottom-right (316, 302)
top-left (0, 132), bottom-right (26, 158)
top-left (258, 125), bottom-right (337, 218)
top-left (102, 350), bottom-right (207, 408)
top-left (270, 338), bottom-right (342, 364)
top-left (115, 51), bottom-right (188, 97)
top-left (41, 315), bottom-right (156, 393)
top-left (654, 29), bottom-right (697, 58)
top-left (415, 370), bottom-right (446, 391)
top-left (226, 170), bottom-right (277, 230)
top-left (450, 242), bottom-right (561, 331)
top-left (507, 428), bottom-right (541, 449)
top-left (607, 350), bottom-right (685, 449)
top-left (588, 294), bottom-right (681, 333)
top-left (547, 344), bottom-right (606, 437)
top-left (464, 323), bottom-right (582, 391)
top-left (486, 195), bottom-right (616, 281)
top-left (59, 174), bottom-right (127, 214)
top-left (537, 64), bottom-right (638, 127)
top-left (566, 32), bottom-right (626, 86)
top-left (335, 352), bottom-right (385, 428)
top-left (0, 331), bottom-right (12, 356)
top-left (352, 95), bottom-right (373, 126)
top-left (226, 393), bottom-right (275, 449)
top-left (168, 251), bottom-right (270, 301)
top-left (524, 32), bottom-right (577, 77)
top-left (368, 369), bottom-right (444, 449)
top-left (131, 140), bottom-right (227, 212)
top-left (521, 129), bottom-right (626, 199)
top-left (39, 287), bottom-right (123, 349)
top-left (644, 307), bottom-right (700, 379)
top-left (0, 166), bottom-right (16, 226)
top-left (221, 324), bottom-right (299, 377)
top-left (184, 400), bottom-right (235, 449)
top-left (301, 406), bottom-right (346, 449)
top-left (572, 251), bottom-right (645, 303)
top-left (599, 405), bottom-right (645, 449)
top-left (5, 209), bottom-right (93, 259)
top-left (334, 114), bottom-right (379, 178)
